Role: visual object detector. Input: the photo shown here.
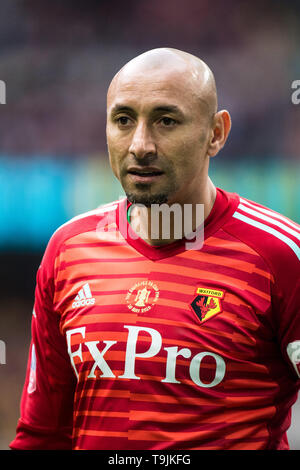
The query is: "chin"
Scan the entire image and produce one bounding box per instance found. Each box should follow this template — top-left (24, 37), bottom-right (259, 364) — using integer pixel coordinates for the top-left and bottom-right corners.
top-left (125, 192), bottom-right (169, 207)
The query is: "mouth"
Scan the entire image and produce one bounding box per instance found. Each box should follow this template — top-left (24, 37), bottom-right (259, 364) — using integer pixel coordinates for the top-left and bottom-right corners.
top-left (127, 167), bottom-right (164, 183)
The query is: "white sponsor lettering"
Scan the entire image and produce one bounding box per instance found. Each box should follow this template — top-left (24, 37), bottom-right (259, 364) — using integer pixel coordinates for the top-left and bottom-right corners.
top-left (66, 325), bottom-right (226, 388)
top-left (162, 346), bottom-right (191, 384)
top-left (189, 351), bottom-right (226, 387)
top-left (85, 340), bottom-right (117, 378)
top-left (118, 325), bottom-right (162, 379)
top-left (66, 327), bottom-right (86, 379)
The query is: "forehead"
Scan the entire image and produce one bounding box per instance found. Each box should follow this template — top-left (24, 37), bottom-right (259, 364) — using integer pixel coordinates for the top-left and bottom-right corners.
top-left (107, 67), bottom-right (199, 113)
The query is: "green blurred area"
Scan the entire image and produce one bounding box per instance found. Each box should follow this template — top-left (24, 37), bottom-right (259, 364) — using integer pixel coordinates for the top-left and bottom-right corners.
top-left (1, 155), bottom-right (299, 252)
top-left (66, 156), bottom-right (300, 224)
top-left (210, 157), bottom-right (300, 223)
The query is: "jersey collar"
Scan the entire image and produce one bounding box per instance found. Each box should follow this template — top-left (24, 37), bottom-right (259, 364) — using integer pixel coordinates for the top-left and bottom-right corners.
top-left (116, 188), bottom-right (240, 260)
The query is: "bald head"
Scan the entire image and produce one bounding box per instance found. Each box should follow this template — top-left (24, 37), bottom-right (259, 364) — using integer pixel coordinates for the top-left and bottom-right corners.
top-left (107, 48), bottom-right (217, 117)
top-left (106, 47), bottom-right (231, 211)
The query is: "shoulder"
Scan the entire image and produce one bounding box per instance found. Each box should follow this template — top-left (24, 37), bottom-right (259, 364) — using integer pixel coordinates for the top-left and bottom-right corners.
top-left (39, 199), bottom-right (123, 272)
top-left (52, 199), bottom-right (121, 243)
top-left (222, 193), bottom-right (300, 293)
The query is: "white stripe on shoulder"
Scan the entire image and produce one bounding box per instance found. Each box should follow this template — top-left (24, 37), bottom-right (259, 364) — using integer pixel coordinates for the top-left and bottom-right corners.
top-left (238, 203), bottom-right (300, 241)
top-left (239, 198), bottom-right (300, 232)
top-left (52, 200), bottom-right (121, 236)
top-left (233, 211), bottom-right (300, 260)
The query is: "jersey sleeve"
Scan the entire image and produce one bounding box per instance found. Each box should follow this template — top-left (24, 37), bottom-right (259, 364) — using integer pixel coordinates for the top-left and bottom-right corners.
top-left (223, 198), bottom-right (300, 383)
top-left (10, 234), bottom-right (76, 450)
top-left (267, 224), bottom-right (300, 381)
top-left (276, 276), bottom-right (300, 381)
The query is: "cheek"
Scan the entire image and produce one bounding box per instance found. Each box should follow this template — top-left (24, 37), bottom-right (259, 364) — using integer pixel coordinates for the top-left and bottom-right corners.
top-left (107, 132), bottom-right (126, 175)
top-left (172, 140), bottom-right (202, 174)
top-left (107, 143), bottom-right (122, 179)
top-left (172, 148), bottom-right (207, 189)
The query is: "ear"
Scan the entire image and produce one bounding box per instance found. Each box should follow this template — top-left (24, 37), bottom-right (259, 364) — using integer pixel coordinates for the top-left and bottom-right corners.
top-left (207, 110), bottom-right (231, 157)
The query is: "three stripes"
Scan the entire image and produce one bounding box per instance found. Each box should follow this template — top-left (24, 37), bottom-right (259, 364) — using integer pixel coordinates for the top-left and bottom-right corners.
top-left (233, 198), bottom-right (300, 260)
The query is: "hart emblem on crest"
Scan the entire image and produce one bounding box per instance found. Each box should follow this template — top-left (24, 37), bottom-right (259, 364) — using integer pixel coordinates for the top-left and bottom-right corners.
top-left (190, 287), bottom-right (225, 324)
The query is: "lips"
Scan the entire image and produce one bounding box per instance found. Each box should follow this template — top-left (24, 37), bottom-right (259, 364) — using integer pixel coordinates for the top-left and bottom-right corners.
top-left (127, 166), bottom-right (164, 177)
top-left (126, 167), bottom-right (164, 184)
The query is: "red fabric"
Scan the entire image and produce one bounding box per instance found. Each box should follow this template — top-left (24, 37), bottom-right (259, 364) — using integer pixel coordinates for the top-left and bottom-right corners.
top-left (10, 189), bottom-right (300, 450)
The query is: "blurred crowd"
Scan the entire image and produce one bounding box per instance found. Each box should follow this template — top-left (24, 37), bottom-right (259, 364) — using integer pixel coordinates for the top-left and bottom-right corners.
top-left (0, 0), bottom-right (300, 159)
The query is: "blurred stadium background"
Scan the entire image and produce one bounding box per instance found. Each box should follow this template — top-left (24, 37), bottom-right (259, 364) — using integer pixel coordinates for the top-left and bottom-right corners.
top-left (0, 0), bottom-right (299, 450)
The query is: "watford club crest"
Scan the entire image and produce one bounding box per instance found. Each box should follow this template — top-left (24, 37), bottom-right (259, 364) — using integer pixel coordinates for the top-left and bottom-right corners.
top-left (190, 287), bottom-right (225, 324)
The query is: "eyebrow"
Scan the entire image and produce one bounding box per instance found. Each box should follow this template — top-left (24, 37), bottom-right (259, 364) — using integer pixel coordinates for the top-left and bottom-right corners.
top-left (110, 104), bottom-right (185, 118)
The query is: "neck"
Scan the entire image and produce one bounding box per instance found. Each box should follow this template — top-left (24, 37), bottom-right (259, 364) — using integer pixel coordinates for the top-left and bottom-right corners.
top-left (128, 179), bottom-right (216, 246)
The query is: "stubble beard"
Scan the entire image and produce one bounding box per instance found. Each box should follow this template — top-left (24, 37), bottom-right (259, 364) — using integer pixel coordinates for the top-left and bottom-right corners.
top-left (124, 174), bottom-right (181, 208)
top-left (125, 189), bottom-right (169, 208)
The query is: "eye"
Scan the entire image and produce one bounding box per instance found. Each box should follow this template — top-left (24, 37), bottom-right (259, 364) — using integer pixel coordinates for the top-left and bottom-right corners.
top-left (160, 117), bottom-right (177, 127)
top-left (117, 116), bottom-right (131, 126)
top-left (113, 115), bottom-right (133, 128)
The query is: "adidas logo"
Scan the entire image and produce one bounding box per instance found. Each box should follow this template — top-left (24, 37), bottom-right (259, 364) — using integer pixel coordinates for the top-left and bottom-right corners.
top-left (72, 283), bottom-right (96, 309)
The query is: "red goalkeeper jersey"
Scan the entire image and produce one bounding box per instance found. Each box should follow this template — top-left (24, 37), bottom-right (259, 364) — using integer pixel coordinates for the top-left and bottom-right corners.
top-left (10, 188), bottom-right (300, 450)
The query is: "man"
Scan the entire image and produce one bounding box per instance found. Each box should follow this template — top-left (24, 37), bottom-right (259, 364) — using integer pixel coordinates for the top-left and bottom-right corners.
top-left (10, 48), bottom-right (300, 450)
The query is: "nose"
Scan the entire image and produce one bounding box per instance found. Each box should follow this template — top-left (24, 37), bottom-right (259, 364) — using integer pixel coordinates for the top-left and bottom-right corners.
top-left (128, 121), bottom-right (157, 160)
